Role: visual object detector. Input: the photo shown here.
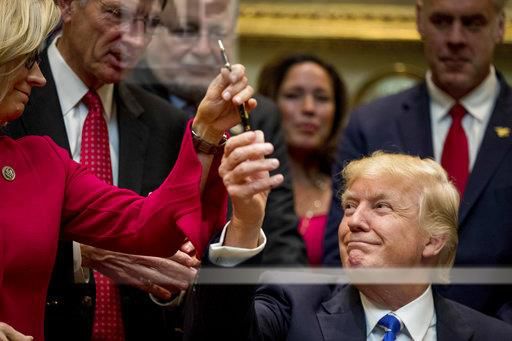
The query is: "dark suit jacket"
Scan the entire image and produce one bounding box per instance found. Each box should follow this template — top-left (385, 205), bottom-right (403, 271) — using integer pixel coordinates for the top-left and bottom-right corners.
top-left (129, 66), bottom-right (307, 265)
top-left (6, 51), bottom-right (189, 340)
top-left (323, 75), bottom-right (512, 320)
top-left (185, 281), bottom-right (512, 340)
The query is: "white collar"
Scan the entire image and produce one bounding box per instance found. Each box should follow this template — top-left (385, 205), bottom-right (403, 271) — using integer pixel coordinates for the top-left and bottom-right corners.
top-left (47, 36), bottom-right (114, 121)
top-left (426, 66), bottom-right (499, 124)
top-left (360, 286), bottom-right (435, 341)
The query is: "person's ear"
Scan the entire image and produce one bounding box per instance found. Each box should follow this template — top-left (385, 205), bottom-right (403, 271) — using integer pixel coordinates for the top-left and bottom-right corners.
top-left (422, 234), bottom-right (447, 260)
top-left (494, 11), bottom-right (506, 44)
top-left (416, 1), bottom-right (425, 39)
top-left (56, 0), bottom-right (76, 23)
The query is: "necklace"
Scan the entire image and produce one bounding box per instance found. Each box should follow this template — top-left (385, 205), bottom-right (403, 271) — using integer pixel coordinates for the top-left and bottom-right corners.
top-left (299, 199), bottom-right (322, 235)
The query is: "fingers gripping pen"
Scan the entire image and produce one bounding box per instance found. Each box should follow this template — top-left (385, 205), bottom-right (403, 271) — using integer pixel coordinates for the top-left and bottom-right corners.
top-left (218, 40), bottom-right (251, 131)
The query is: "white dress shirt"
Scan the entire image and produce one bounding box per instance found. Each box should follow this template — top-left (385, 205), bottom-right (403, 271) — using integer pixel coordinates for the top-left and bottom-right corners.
top-left (48, 37), bottom-right (120, 182)
top-left (361, 286), bottom-right (437, 341)
top-left (427, 66), bottom-right (500, 170)
top-left (47, 37), bottom-right (120, 280)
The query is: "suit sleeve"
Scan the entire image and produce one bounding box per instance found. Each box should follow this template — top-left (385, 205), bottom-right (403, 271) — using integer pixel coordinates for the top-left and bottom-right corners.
top-left (55, 120), bottom-right (227, 259)
top-left (183, 250), bottom-right (291, 341)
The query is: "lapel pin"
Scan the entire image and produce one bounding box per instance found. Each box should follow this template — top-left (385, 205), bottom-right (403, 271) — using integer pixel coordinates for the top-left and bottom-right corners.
top-left (494, 126), bottom-right (511, 139)
top-left (2, 166), bottom-right (16, 181)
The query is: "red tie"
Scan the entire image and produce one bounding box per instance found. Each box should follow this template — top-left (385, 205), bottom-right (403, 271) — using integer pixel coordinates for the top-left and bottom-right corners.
top-left (81, 90), bottom-right (125, 341)
top-left (441, 103), bottom-right (469, 195)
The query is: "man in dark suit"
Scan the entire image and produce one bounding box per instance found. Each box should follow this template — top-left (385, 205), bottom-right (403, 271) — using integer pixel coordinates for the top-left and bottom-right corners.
top-left (323, 0), bottom-right (512, 321)
top-left (6, 0), bottom-right (201, 339)
top-left (185, 152), bottom-right (512, 340)
top-left (129, 0), bottom-right (307, 265)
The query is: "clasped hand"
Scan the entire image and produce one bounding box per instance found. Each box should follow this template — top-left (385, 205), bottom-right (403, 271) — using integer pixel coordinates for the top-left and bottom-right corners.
top-left (81, 241), bottom-right (199, 301)
top-left (0, 322), bottom-right (32, 341)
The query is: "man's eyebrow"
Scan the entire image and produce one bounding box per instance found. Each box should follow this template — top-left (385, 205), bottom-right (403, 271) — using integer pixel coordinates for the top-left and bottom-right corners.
top-left (341, 190), bottom-right (354, 203)
top-left (341, 190), bottom-right (392, 203)
top-left (461, 14), bottom-right (488, 23)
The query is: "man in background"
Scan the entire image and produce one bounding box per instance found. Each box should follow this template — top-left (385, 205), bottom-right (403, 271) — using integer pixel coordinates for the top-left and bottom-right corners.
top-left (323, 0), bottom-right (512, 322)
top-left (130, 0), bottom-right (307, 265)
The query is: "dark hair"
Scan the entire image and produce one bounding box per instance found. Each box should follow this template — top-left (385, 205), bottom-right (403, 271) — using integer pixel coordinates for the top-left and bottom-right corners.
top-left (257, 53), bottom-right (347, 174)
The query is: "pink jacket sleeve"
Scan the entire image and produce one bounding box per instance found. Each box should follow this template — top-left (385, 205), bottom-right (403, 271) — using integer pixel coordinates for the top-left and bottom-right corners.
top-left (58, 120), bottom-right (227, 258)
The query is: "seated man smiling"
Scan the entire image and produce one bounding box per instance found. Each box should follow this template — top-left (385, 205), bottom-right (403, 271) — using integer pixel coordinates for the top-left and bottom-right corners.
top-left (185, 152), bottom-right (512, 340)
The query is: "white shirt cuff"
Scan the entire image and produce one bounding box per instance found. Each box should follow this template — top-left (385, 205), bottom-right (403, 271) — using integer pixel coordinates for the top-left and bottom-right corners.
top-left (209, 221), bottom-right (266, 267)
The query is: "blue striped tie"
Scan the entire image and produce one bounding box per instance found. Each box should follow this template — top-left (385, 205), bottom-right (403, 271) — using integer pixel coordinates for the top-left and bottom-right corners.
top-left (378, 314), bottom-right (402, 341)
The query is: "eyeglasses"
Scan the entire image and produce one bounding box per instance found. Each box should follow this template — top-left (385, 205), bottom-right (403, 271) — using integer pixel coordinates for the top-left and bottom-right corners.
top-left (164, 22), bottom-right (233, 43)
top-left (96, 0), bottom-right (162, 35)
top-left (25, 50), bottom-right (41, 70)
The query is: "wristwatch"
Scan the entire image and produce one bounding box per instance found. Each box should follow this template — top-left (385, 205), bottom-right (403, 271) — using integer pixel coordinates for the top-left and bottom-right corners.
top-left (191, 127), bottom-right (228, 155)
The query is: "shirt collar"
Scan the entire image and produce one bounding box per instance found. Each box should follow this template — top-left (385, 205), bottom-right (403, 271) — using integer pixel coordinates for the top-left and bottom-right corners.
top-left (361, 286), bottom-right (435, 341)
top-left (426, 66), bottom-right (499, 124)
top-left (48, 36), bottom-right (114, 122)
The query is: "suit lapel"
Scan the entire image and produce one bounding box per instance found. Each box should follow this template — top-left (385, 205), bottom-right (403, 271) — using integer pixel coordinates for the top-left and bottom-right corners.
top-left (459, 78), bottom-right (512, 223)
top-left (21, 50), bottom-right (71, 153)
top-left (434, 293), bottom-right (474, 341)
top-left (317, 285), bottom-right (366, 341)
top-left (396, 84), bottom-right (435, 158)
top-left (115, 83), bottom-right (149, 193)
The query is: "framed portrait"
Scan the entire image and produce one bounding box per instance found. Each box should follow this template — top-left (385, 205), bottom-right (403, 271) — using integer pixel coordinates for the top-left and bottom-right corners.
top-left (352, 63), bottom-right (424, 107)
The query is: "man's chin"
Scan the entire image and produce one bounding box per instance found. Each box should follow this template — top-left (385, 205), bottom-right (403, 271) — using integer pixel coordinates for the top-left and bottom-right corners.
top-left (436, 73), bottom-right (474, 94)
top-left (345, 250), bottom-right (367, 268)
top-left (179, 74), bottom-right (215, 88)
top-left (100, 68), bottom-right (127, 85)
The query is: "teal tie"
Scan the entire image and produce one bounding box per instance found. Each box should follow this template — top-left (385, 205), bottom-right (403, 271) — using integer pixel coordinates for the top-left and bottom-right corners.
top-left (378, 314), bottom-right (402, 341)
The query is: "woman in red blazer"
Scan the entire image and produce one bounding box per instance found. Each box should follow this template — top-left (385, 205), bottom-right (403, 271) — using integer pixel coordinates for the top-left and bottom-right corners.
top-left (0, 0), bottom-right (281, 339)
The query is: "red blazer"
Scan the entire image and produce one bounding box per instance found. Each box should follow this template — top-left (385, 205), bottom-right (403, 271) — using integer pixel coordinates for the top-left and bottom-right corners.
top-left (0, 124), bottom-right (227, 340)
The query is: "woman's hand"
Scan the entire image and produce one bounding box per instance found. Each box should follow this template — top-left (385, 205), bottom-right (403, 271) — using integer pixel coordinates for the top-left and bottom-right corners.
top-left (0, 322), bottom-right (33, 341)
top-left (193, 64), bottom-right (257, 145)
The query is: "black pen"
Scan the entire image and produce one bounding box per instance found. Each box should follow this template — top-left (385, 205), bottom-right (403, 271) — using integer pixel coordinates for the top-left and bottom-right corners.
top-left (218, 40), bottom-right (251, 132)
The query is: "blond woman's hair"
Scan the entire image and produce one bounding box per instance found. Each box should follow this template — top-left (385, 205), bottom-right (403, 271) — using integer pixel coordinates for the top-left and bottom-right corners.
top-left (0, 0), bottom-right (60, 101)
top-left (341, 151), bottom-right (460, 268)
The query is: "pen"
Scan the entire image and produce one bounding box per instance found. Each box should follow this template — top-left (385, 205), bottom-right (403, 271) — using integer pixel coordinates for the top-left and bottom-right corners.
top-left (218, 40), bottom-right (251, 132)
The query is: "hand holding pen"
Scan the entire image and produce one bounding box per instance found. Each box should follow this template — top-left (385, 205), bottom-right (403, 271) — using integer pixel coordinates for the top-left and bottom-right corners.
top-left (218, 40), bottom-right (251, 132)
top-left (192, 48), bottom-right (255, 146)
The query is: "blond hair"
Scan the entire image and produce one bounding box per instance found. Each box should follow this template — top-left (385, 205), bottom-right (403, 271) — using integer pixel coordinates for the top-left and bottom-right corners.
top-left (341, 151), bottom-right (460, 267)
top-left (0, 0), bottom-right (60, 101)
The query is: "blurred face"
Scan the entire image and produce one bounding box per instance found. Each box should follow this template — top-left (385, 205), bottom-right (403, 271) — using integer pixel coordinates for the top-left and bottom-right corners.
top-left (58, 0), bottom-right (163, 88)
top-left (339, 176), bottom-right (430, 268)
top-left (278, 62), bottom-right (335, 152)
top-left (416, 0), bottom-right (504, 99)
top-left (145, 0), bottom-right (236, 92)
top-left (0, 58), bottom-right (46, 124)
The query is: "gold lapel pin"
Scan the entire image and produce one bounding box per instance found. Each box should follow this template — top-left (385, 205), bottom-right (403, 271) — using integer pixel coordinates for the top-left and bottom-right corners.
top-left (2, 166), bottom-right (15, 181)
top-left (494, 127), bottom-right (511, 138)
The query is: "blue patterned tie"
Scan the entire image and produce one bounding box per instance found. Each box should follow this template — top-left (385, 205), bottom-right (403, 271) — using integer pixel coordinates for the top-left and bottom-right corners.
top-left (378, 314), bottom-right (402, 341)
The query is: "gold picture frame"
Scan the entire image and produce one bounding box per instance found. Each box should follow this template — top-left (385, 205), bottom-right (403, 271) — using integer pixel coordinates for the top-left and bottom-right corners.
top-left (238, 1), bottom-right (512, 43)
top-left (352, 63), bottom-right (424, 107)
